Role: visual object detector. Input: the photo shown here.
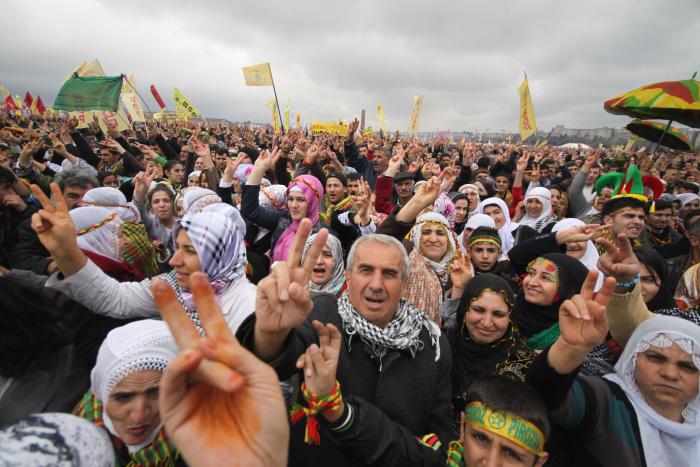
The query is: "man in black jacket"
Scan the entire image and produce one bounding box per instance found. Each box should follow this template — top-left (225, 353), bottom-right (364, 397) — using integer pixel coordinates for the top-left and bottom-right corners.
top-left (238, 221), bottom-right (453, 466)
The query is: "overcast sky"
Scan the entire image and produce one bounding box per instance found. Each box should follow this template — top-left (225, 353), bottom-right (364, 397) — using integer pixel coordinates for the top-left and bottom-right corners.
top-left (2, 0), bottom-right (698, 132)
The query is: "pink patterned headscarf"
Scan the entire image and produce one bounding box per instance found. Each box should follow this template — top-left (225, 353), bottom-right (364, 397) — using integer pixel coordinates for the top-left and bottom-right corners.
top-left (272, 175), bottom-right (324, 262)
top-left (433, 194), bottom-right (456, 230)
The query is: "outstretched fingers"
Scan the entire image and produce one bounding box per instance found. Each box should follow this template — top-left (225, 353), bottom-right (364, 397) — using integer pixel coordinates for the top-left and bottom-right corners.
top-left (190, 273), bottom-right (235, 343)
top-left (151, 279), bottom-right (200, 350)
top-left (579, 270), bottom-right (598, 301)
top-left (286, 218), bottom-right (313, 268)
top-left (300, 228), bottom-right (328, 281)
top-left (30, 184), bottom-right (55, 212)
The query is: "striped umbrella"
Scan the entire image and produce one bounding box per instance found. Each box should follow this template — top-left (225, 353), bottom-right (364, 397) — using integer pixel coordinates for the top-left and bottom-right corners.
top-left (625, 119), bottom-right (694, 151)
top-left (604, 76), bottom-right (700, 129)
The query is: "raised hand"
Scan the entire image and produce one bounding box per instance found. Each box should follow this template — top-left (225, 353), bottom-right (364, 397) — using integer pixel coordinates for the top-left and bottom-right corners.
top-left (153, 273), bottom-right (289, 467)
top-left (555, 224), bottom-right (602, 245)
top-left (254, 219), bottom-right (329, 360)
top-left (449, 255), bottom-right (474, 298)
top-left (516, 153), bottom-right (530, 172)
top-left (352, 177), bottom-right (372, 225)
top-left (558, 270), bottom-right (615, 350)
top-left (596, 233), bottom-right (640, 284)
top-left (29, 183), bottom-right (76, 255)
top-left (346, 119), bottom-right (359, 141)
top-left (295, 321), bottom-right (342, 397)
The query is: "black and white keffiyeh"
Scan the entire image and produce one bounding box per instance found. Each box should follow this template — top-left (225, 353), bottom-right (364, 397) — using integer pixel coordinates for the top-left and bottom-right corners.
top-left (336, 292), bottom-right (441, 371)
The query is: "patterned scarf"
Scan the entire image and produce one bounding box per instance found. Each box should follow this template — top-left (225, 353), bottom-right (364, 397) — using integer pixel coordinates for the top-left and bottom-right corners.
top-left (336, 292), bottom-right (441, 371)
top-left (121, 222), bottom-right (159, 278)
top-left (74, 391), bottom-right (179, 467)
top-left (320, 195), bottom-right (353, 225)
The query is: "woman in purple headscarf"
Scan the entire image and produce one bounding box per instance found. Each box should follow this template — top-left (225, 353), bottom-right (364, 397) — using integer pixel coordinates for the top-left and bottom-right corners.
top-left (241, 148), bottom-right (327, 262)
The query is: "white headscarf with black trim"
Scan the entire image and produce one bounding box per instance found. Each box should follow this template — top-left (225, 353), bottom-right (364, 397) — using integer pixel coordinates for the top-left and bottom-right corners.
top-left (604, 316), bottom-right (700, 466)
top-left (476, 197), bottom-right (519, 253)
top-left (519, 187), bottom-right (554, 232)
top-left (552, 218), bottom-right (604, 291)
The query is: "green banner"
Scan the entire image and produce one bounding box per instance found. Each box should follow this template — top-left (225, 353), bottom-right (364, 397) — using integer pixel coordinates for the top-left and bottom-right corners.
top-left (54, 74), bottom-right (123, 111)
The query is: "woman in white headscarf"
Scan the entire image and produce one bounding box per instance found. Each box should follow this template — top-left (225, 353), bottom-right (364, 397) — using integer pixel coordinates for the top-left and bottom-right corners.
top-left (404, 212), bottom-right (459, 324)
top-left (456, 213), bottom-right (496, 253)
top-left (516, 186), bottom-right (556, 233)
top-left (552, 218), bottom-right (604, 291)
top-left (74, 319), bottom-right (181, 465)
top-left (476, 197), bottom-right (535, 254)
top-left (302, 232), bottom-right (346, 297)
top-left (81, 187), bottom-right (158, 277)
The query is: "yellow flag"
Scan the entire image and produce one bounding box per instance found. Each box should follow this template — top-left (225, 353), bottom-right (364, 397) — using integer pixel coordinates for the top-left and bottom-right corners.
top-left (267, 99), bottom-right (281, 134)
top-left (296, 112), bottom-right (301, 128)
top-left (173, 87), bottom-right (201, 120)
top-left (30, 97), bottom-right (38, 114)
top-left (408, 95), bottom-right (424, 134)
top-left (0, 84), bottom-right (9, 99)
top-left (14, 95), bottom-right (22, 109)
top-left (284, 101), bottom-right (291, 130)
top-left (242, 63), bottom-right (273, 86)
top-left (517, 74), bottom-right (537, 142)
top-left (377, 102), bottom-right (388, 134)
top-left (121, 74), bottom-right (146, 123)
top-left (536, 139), bottom-right (548, 148)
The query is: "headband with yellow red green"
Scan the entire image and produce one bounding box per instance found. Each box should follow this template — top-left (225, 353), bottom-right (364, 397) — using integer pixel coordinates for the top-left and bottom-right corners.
top-left (463, 402), bottom-right (545, 457)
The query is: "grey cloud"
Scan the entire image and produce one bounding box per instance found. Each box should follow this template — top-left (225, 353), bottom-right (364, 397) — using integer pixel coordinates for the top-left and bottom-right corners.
top-left (1, 0), bottom-right (698, 132)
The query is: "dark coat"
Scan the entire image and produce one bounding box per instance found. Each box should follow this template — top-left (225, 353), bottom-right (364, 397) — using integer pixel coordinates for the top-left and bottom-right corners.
top-left (237, 293), bottom-right (454, 467)
top-left (10, 217), bottom-right (52, 275)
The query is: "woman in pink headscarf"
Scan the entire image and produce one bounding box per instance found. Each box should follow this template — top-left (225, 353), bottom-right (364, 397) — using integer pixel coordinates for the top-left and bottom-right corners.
top-left (241, 149), bottom-right (325, 262)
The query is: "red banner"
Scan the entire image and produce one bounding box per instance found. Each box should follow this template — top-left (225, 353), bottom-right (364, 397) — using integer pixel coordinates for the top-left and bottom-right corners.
top-left (150, 85), bottom-right (166, 109)
top-left (24, 91), bottom-right (33, 108)
top-left (4, 94), bottom-right (17, 110)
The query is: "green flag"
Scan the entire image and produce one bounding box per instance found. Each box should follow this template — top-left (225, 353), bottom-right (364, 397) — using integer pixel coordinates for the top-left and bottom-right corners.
top-left (54, 74), bottom-right (123, 111)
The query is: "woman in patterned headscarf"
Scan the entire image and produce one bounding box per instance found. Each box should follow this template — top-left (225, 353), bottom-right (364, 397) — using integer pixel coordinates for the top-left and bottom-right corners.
top-left (302, 232), bottom-right (346, 298)
top-left (404, 212), bottom-right (459, 324)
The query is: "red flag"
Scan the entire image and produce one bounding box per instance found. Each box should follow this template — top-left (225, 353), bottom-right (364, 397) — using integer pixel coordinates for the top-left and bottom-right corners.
top-left (150, 85), bottom-right (166, 109)
top-left (4, 94), bottom-right (17, 111)
top-left (36, 96), bottom-right (46, 115)
top-left (24, 92), bottom-right (33, 108)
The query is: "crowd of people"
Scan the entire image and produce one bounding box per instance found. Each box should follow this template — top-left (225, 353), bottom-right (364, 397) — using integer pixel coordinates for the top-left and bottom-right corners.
top-left (1, 110), bottom-right (700, 466)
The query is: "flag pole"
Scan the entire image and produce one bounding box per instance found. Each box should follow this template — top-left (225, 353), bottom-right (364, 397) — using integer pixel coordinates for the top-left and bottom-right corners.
top-left (121, 74), bottom-right (155, 115)
top-left (269, 66), bottom-right (285, 135)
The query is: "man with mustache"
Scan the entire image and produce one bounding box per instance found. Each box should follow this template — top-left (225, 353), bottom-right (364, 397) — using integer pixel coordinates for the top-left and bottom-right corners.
top-left (238, 179), bottom-right (452, 466)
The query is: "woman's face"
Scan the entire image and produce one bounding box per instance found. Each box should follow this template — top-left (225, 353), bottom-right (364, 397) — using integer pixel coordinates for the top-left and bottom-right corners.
top-left (420, 223), bottom-right (449, 262)
top-left (464, 291), bottom-right (510, 344)
top-left (200, 175), bottom-right (209, 189)
top-left (525, 198), bottom-right (543, 218)
top-left (169, 229), bottom-right (202, 290)
top-left (194, 157), bottom-right (205, 170)
top-left (175, 199), bottom-right (185, 218)
top-left (549, 188), bottom-right (561, 210)
top-left (310, 244), bottom-right (335, 286)
top-left (102, 174), bottom-right (119, 188)
top-left (166, 164), bottom-right (184, 184)
top-left (639, 263), bottom-right (661, 304)
top-left (105, 370), bottom-right (162, 446)
top-left (150, 190), bottom-right (174, 221)
top-left (466, 190), bottom-right (480, 210)
top-left (523, 257), bottom-right (559, 305)
top-left (483, 205), bottom-right (505, 230)
top-left (635, 342), bottom-right (699, 421)
top-left (287, 191), bottom-right (309, 221)
top-left (455, 199), bottom-right (469, 223)
top-left (187, 176), bottom-right (200, 187)
top-left (565, 240), bottom-right (586, 260)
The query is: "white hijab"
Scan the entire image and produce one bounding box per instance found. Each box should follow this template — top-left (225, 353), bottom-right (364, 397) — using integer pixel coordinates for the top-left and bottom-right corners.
top-left (82, 187), bottom-right (140, 223)
top-left (91, 320), bottom-right (179, 453)
top-left (457, 213), bottom-right (496, 253)
top-left (476, 197), bottom-right (519, 253)
top-left (552, 218), bottom-right (604, 291)
top-left (604, 316), bottom-right (700, 466)
top-left (182, 188), bottom-right (222, 215)
top-left (519, 186), bottom-right (554, 232)
top-left (70, 206), bottom-right (124, 262)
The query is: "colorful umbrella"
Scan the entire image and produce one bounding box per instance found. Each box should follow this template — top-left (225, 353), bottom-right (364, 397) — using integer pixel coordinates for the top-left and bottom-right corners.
top-left (625, 119), bottom-right (694, 151)
top-left (604, 77), bottom-right (700, 129)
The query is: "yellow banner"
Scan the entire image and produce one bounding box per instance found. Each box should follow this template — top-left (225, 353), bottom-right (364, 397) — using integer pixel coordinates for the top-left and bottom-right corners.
top-left (0, 84), bottom-right (9, 99)
top-left (242, 63), bottom-right (273, 86)
top-left (310, 121), bottom-right (348, 136)
top-left (267, 99), bottom-right (281, 134)
top-left (536, 139), bottom-right (548, 148)
top-left (377, 102), bottom-right (388, 134)
top-left (408, 95), bottom-right (424, 134)
top-left (296, 112), bottom-right (301, 129)
top-left (173, 87), bottom-right (201, 120)
top-left (121, 74), bottom-right (146, 123)
top-left (364, 126), bottom-right (373, 135)
top-left (284, 101), bottom-right (291, 130)
top-left (517, 75), bottom-right (537, 142)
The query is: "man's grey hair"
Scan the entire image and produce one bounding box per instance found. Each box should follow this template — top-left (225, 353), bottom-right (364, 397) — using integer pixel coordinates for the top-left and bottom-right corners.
top-left (346, 234), bottom-right (409, 281)
top-left (54, 168), bottom-right (99, 191)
